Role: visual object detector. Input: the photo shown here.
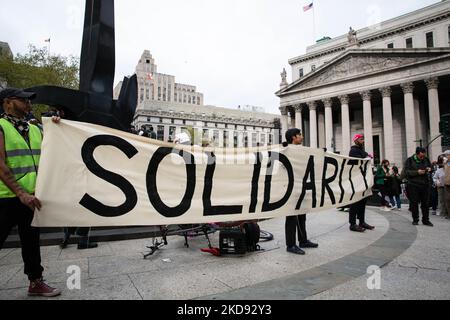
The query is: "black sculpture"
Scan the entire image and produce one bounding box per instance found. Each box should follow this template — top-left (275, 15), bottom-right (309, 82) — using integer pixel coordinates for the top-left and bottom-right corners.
top-left (28, 0), bottom-right (137, 132)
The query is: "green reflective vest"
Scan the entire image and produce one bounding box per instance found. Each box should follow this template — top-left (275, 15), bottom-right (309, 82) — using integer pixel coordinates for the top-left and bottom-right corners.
top-left (0, 118), bottom-right (42, 198)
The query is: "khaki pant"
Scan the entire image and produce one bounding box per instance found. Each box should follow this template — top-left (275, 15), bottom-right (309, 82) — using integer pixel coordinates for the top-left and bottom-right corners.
top-left (438, 187), bottom-right (448, 217)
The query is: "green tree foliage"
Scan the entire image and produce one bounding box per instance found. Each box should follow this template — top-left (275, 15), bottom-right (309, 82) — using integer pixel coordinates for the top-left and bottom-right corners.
top-left (0, 45), bottom-right (79, 118)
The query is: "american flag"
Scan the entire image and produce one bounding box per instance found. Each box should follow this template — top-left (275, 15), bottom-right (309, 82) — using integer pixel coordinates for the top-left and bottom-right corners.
top-left (44, 38), bottom-right (51, 42)
top-left (303, 2), bottom-right (313, 12)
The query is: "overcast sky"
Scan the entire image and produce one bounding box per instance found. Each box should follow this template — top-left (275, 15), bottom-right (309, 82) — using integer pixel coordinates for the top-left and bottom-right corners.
top-left (0, 0), bottom-right (439, 114)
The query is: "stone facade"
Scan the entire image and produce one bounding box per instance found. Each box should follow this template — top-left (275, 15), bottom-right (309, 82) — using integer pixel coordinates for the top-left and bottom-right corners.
top-left (126, 50), bottom-right (280, 147)
top-left (278, 1), bottom-right (450, 166)
top-left (134, 100), bottom-right (280, 147)
top-left (114, 50), bottom-right (204, 107)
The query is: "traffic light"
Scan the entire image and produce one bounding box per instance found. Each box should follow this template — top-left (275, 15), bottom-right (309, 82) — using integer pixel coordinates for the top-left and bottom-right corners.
top-left (440, 114), bottom-right (450, 147)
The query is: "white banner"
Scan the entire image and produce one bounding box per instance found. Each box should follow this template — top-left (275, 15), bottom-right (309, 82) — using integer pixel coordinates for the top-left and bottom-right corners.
top-left (32, 119), bottom-right (373, 227)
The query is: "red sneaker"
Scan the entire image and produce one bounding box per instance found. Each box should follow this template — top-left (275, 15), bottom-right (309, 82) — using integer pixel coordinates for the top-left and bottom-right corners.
top-left (28, 279), bottom-right (61, 297)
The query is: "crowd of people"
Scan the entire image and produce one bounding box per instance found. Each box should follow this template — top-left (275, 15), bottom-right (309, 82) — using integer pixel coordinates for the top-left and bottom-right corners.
top-left (1, 86), bottom-right (449, 298)
top-left (373, 147), bottom-right (450, 226)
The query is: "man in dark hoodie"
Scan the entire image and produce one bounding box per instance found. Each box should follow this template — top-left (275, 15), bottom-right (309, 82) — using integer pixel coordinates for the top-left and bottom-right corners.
top-left (283, 128), bottom-right (319, 255)
top-left (348, 134), bottom-right (375, 232)
top-left (404, 147), bottom-right (433, 226)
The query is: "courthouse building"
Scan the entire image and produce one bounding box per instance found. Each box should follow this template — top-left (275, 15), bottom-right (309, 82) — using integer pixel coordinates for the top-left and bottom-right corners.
top-left (277, 0), bottom-right (450, 165)
top-left (121, 50), bottom-right (281, 147)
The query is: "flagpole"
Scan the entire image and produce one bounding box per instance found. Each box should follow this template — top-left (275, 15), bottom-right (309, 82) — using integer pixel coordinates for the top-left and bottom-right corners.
top-left (312, 3), bottom-right (316, 42)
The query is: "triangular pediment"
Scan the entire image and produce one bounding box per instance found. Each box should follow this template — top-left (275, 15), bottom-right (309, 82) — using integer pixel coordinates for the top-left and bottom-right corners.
top-left (277, 48), bottom-right (450, 96)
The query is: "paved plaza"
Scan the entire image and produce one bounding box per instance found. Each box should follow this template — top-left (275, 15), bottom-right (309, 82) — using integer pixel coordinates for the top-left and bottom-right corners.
top-left (0, 207), bottom-right (449, 300)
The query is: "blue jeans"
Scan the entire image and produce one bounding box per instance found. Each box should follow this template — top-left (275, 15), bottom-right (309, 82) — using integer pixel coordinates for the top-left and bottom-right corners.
top-left (390, 196), bottom-right (401, 209)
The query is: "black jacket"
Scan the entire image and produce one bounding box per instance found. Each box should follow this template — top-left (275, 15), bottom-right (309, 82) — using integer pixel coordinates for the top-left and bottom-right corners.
top-left (348, 145), bottom-right (368, 165)
top-left (404, 155), bottom-right (431, 187)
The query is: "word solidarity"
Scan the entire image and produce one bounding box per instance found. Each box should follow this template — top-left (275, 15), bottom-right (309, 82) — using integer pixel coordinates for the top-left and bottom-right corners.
top-left (33, 119), bottom-right (372, 227)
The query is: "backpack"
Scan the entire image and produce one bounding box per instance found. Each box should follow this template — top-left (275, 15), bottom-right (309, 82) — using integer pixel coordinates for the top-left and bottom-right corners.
top-left (243, 222), bottom-right (261, 252)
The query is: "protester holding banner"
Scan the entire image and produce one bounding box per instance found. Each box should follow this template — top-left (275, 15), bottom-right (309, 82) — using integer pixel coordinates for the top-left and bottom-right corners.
top-left (283, 128), bottom-right (318, 255)
top-left (348, 134), bottom-right (375, 232)
top-left (0, 88), bottom-right (61, 297)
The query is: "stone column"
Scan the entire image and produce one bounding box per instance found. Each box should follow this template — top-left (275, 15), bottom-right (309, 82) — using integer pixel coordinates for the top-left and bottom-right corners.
top-left (360, 90), bottom-right (373, 155)
top-left (279, 106), bottom-right (289, 142)
top-left (163, 125), bottom-right (170, 142)
top-left (401, 82), bottom-right (417, 157)
top-left (308, 102), bottom-right (318, 148)
top-left (289, 110), bottom-right (296, 129)
top-left (425, 77), bottom-right (441, 161)
top-left (323, 98), bottom-right (334, 151)
top-left (339, 95), bottom-right (351, 156)
top-left (218, 130), bottom-right (224, 148)
top-left (318, 112), bottom-right (325, 148)
top-left (228, 130), bottom-right (235, 148)
top-left (294, 104), bottom-right (303, 133)
top-left (380, 87), bottom-right (394, 163)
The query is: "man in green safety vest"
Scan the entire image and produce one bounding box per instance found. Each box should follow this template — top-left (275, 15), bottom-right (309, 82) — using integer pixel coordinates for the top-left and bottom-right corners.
top-left (0, 87), bottom-right (61, 297)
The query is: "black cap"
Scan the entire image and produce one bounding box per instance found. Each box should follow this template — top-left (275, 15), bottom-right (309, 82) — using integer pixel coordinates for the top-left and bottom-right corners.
top-left (416, 147), bottom-right (426, 154)
top-left (0, 88), bottom-right (36, 105)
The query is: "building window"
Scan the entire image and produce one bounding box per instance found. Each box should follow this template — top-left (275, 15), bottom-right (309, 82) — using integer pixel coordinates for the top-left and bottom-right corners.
top-left (157, 125), bottom-right (164, 141)
top-left (299, 68), bottom-right (304, 78)
top-left (426, 32), bottom-right (434, 48)
top-left (387, 43), bottom-right (394, 49)
top-left (261, 134), bottom-right (266, 146)
top-left (268, 134), bottom-right (273, 146)
top-left (406, 37), bottom-right (413, 48)
top-left (168, 126), bottom-right (176, 142)
top-left (203, 129), bottom-right (209, 142)
top-left (234, 132), bottom-right (238, 148)
top-left (252, 133), bottom-right (258, 147)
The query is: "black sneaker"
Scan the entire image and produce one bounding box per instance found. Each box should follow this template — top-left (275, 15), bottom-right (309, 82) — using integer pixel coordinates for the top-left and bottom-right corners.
top-left (412, 221), bottom-right (419, 226)
top-left (360, 223), bottom-right (375, 230)
top-left (59, 239), bottom-right (69, 249)
top-left (299, 241), bottom-right (319, 249)
top-left (423, 221), bottom-right (434, 227)
top-left (77, 242), bottom-right (98, 250)
top-left (287, 246), bottom-right (305, 255)
top-left (350, 225), bottom-right (365, 232)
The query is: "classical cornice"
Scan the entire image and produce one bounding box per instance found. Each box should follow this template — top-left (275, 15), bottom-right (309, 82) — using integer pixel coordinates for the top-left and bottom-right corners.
top-left (288, 10), bottom-right (450, 66)
top-left (277, 49), bottom-right (450, 98)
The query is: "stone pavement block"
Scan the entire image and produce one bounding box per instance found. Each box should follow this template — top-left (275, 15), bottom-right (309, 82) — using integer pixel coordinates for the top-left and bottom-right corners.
top-left (372, 236), bottom-right (417, 250)
top-left (353, 245), bottom-right (405, 263)
top-left (128, 266), bottom-right (232, 300)
top-left (3, 258), bottom-right (89, 290)
top-left (0, 246), bottom-right (60, 266)
top-left (0, 275), bottom-right (143, 300)
top-left (88, 254), bottom-right (163, 279)
top-left (317, 255), bottom-right (378, 278)
top-left (58, 275), bottom-right (143, 300)
top-left (0, 249), bottom-right (13, 260)
top-left (0, 264), bottom-right (22, 287)
top-left (58, 243), bottom-right (114, 261)
top-left (308, 263), bottom-right (450, 300)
